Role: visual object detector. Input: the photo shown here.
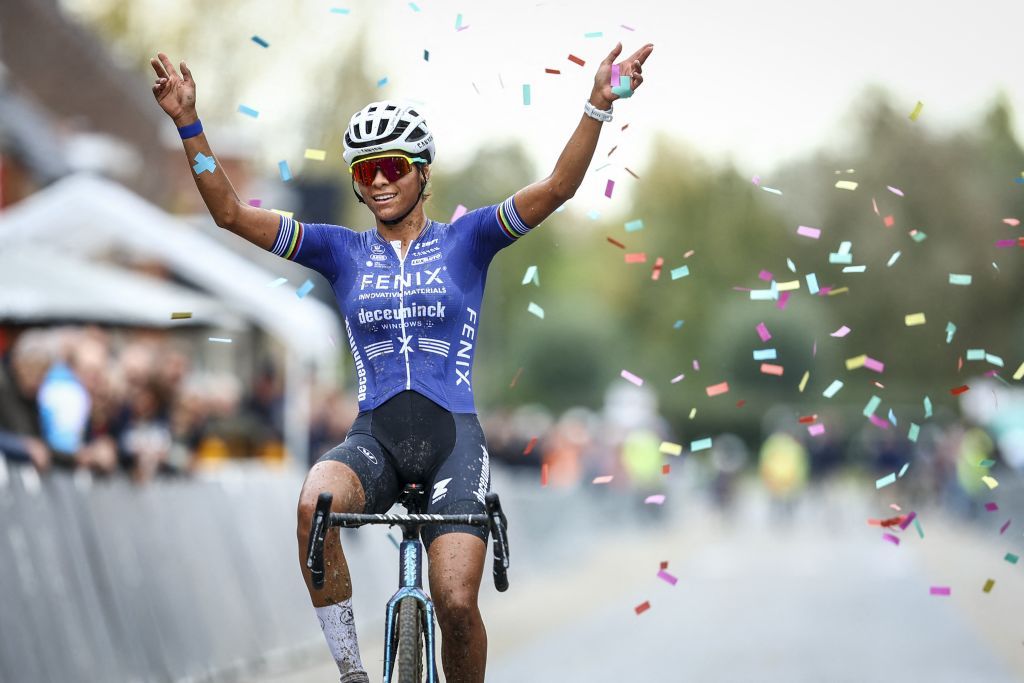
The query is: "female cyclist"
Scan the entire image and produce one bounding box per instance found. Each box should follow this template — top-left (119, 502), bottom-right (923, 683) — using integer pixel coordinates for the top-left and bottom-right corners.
top-left (150, 41), bottom-right (653, 683)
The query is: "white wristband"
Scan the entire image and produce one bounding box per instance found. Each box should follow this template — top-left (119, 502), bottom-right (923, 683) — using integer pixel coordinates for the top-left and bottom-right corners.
top-left (584, 100), bottom-right (613, 123)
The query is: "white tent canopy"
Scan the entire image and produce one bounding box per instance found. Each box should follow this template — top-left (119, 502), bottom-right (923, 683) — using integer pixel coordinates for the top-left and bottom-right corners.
top-left (0, 173), bottom-right (340, 366)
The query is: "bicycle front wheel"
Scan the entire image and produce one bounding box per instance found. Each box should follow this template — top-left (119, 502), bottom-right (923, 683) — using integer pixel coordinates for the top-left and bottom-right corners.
top-left (396, 596), bottom-right (424, 683)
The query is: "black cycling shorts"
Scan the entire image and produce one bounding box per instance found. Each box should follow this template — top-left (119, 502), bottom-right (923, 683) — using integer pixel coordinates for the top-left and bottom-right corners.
top-left (317, 390), bottom-right (490, 548)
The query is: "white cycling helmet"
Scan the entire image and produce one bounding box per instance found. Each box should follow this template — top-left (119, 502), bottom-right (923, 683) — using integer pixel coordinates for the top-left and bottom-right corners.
top-left (343, 100), bottom-right (435, 166)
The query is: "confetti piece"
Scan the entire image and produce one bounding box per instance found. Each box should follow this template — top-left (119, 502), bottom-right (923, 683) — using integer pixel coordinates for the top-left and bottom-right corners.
top-left (909, 101), bottom-right (924, 120)
top-left (657, 569), bottom-right (678, 585)
top-left (634, 601), bottom-right (650, 615)
top-left (1013, 362), bottom-right (1024, 381)
top-left (584, 31), bottom-right (603, 38)
top-left (450, 204), bottom-right (468, 222)
top-left (904, 312), bottom-right (926, 326)
top-left (208, 337), bottom-right (232, 343)
top-left (651, 258), bottom-right (664, 280)
top-left (523, 436), bottom-right (537, 455)
top-left (646, 495), bottom-right (666, 506)
top-left (625, 253), bottom-right (647, 264)
top-left (863, 396), bottom-right (881, 418)
top-left (908, 423), bottom-right (920, 442)
top-left (950, 384), bottom-right (969, 396)
top-left (522, 84), bottom-right (531, 106)
top-left (688, 408), bottom-right (697, 419)
top-left (999, 519), bottom-right (1011, 534)
top-left (835, 180), bottom-right (859, 191)
top-left (830, 325), bottom-right (851, 338)
top-left (296, 279), bottom-right (314, 298)
top-left (620, 369), bottom-right (644, 386)
top-left (659, 442), bottom-right (683, 457)
top-left (662, 464), bottom-right (671, 475)
top-left (760, 363), bottom-right (784, 376)
top-left (883, 533), bottom-right (900, 545)
top-left (914, 518), bottom-right (924, 538)
top-left (541, 463), bottom-right (549, 486)
top-left (304, 149), bottom-right (327, 161)
top-left (423, 49), bottom-right (429, 61)
top-left (604, 179), bottom-right (615, 197)
top-left (924, 396), bottom-right (933, 418)
top-left (592, 475), bottom-right (614, 485)
top-left (693, 360), bottom-right (700, 371)
top-left (983, 579), bottom-right (995, 593)
top-left (544, 67), bottom-right (560, 74)
top-left (876, 473), bottom-right (897, 489)
top-left (606, 237), bottom-right (626, 249)
top-left (883, 215), bottom-right (895, 228)
top-left (192, 152), bottom-right (216, 175)
top-left (527, 302), bottom-right (545, 319)
top-left (808, 423), bottom-right (825, 437)
top-left (624, 219), bottom-right (645, 232)
top-left (706, 382), bottom-right (730, 397)
top-left (610, 64), bottom-right (620, 86)
top-left (568, 54), bottom-right (585, 67)
top-left (966, 348), bottom-right (986, 361)
top-left (929, 586), bottom-right (950, 596)
top-left (752, 349), bottom-right (777, 361)
top-left (409, 2), bottom-right (420, 10)
top-left (755, 322), bottom-right (772, 342)
top-left (330, 7), bottom-right (350, 14)
top-left (454, 13), bottom-right (464, 29)
top-left (887, 186), bottom-right (904, 196)
top-left (761, 186), bottom-right (783, 195)
top-left (886, 251), bottom-right (902, 267)
top-left (776, 280), bottom-right (800, 292)
top-left (1006, 553), bottom-right (1020, 564)
top-left (982, 476), bottom-right (998, 489)
top-left (798, 371), bottom-right (810, 393)
top-left (805, 273), bottom-right (820, 294)
top-left (864, 357), bottom-right (885, 373)
top-left (948, 273), bottom-right (972, 286)
top-left (673, 320), bottom-right (685, 330)
top-left (278, 160), bottom-right (293, 182)
top-left (237, 104), bottom-right (259, 118)
top-left (522, 265), bottom-right (540, 286)
top-left (796, 225), bottom-right (821, 239)
top-left (984, 502), bottom-right (999, 512)
top-left (945, 322), bottom-right (956, 344)
top-left (670, 265), bottom-right (690, 280)
top-left (376, 76), bottom-right (389, 88)
top-left (251, 35), bottom-right (269, 48)
top-left (690, 437), bottom-right (712, 452)
top-left (170, 311), bottom-right (192, 320)
top-left (248, 199), bottom-right (262, 207)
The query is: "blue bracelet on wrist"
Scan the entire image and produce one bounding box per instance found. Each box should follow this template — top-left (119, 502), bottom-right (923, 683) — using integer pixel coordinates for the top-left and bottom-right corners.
top-left (177, 119), bottom-right (203, 140)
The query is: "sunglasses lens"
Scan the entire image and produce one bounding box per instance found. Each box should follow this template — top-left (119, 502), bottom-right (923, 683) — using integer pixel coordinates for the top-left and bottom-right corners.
top-left (352, 156), bottom-right (413, 185)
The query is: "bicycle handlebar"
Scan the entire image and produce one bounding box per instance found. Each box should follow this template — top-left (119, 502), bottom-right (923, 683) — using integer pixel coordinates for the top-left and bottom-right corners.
top-left (303, 491), bottom-right (511, 592)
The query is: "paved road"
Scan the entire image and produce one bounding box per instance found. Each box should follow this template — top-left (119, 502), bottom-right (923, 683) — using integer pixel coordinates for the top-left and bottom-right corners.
top-left (258, 473), bottom-right (1024, 682)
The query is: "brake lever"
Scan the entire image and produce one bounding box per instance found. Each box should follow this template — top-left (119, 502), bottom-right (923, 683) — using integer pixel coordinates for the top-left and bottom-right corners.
top-left (306, 492), bottom-right (333, 589)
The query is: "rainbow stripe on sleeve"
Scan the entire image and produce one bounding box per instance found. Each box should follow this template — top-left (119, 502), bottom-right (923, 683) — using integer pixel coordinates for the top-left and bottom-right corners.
top-left (496, 196), bottom-right (532, 241)
top-left (271, 215), bottom-right (305, 260)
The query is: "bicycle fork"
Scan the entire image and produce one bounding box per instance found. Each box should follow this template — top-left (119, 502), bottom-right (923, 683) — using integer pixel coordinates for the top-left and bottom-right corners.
top-left (382, 530), bottom-right (439, 682)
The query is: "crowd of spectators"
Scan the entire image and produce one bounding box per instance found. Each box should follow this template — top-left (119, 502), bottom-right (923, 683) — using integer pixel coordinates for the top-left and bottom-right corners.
top-left (0, 325), bottom-right (287, 483)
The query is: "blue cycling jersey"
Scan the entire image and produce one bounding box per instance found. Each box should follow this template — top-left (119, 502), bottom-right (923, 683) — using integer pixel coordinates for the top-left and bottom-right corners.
top-left (269, 196), bottom-right (533, 413)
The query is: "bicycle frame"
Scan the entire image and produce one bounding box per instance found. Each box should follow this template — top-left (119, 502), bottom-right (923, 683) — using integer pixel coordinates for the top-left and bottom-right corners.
top-left (382, 528), bottom-right (438, 682)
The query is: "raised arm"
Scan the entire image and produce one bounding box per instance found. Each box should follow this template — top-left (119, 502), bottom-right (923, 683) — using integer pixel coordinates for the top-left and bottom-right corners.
top-left (150, 52), bottom-right (279, 250)
top-left (512, 42), bottom-right (654, 228)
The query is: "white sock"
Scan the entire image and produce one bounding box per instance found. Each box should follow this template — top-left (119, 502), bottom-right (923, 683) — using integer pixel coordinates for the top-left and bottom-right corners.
top-left (315, 599), bottom-right (367, 681)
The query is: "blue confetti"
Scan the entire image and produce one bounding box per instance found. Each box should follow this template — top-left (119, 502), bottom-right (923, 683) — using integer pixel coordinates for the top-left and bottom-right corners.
top-left (330, 7), bottom-right (350, 14)
top-left (296, 280), bottom-right (315, 298)
top-left (237, 104), bottom-right (259, 118)
top-left (251, 35), bottom-right (269, 48)
top-left (278, 160), bottom-right (292, 182)
top-left (377, 76), bottom-right (389, 87)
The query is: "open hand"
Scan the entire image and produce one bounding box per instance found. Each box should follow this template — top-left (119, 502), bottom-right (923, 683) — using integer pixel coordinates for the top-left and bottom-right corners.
top-left (591, 42), bottom-right (654, 109)
top-left (150, 52), bottom-right (197, 124)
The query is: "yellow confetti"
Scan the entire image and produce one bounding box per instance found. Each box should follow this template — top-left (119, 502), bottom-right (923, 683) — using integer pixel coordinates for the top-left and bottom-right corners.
top-left (659, 442), bottom-right (682, 456)
top-left (688, 408), bottom-right (697, 419)
top-left (1012, 361), bottom-right (1024, 381)
top-left (904, 312), bottom-right (927, 326)
top-left (776, 280), bottom-right (801, 292)
top-left (909, 101), bottom-right (924, 121)
top-left (304, 148), bottom-right (327, 161)
top-left (845, 354), bottom-right (867, 370)
top-left (170, 311), bottom-right (192, 320)
top-left (982, 476), bottom-right (999, 489)
top-left (983, 579), bottom-right (995, 593)
top-left (827, 287), bottom-right (849, 296)
top-left (271, 209), bottom-right (294, 218)
top-left (798, 371), bottom-right (810, 393)
top-left (835, 180), bottom-right (859, 191)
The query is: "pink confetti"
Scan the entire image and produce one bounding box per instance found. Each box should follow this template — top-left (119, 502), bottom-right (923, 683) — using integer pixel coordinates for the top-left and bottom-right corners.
top-left (620, 369), bottom-right (644, 386)
top-left (758, 270), bottom-right (774, 282)
top-left (645, 494), bottom-right (666, 505)
top-left (451, 204), bottom-right (468, 222)
top-left (248, 198), bottom-right (263, 207)
top-left (984, 502), bottom-right (999, 511)
top-left (670, 374), bottom-right (685, 383)
top-left (624, 252), bottom-right (647, 263)
top-left (883, 533), bottom-right (900, 545)
top-left (776, 291), bottom-right (791, 310)
top-left (634, 601), bottom-right (651, 615)
top-left (898, 511), bottom-right (917, 530)
top-left (692, 359), bottom-right (700, 371)
top-left (620, 24), bottom-right (635, 31)
top-left (756, 322), bottom-right (772, 342)
top-left (592, 475), bottom-right (614, 484)
top-left (706, 382), bottom-right (730, 397)
top-left (610, 64), bottom-right (620, 86)
top-left (657, 569), bottom-right (678, 586)
top-left (869, 414), bottom-right (890, 430)
top-left (605, 179), bottom-right (615, 198)
top-left (752, 175), bottom-right (761, 186)
top-left (999, 519), bottom-right (1011, 534)
top-left (887, 186), bottom-right (904, 196)
top-left (797, 225), bottom-right (821, 239)
top-left (995, 239), bottom-right (1017, 248)
top-left (864, 357), bottom-right (885, 373)
top-left (830, 325), bottom-right (851, 338)
top-left (760, 363), bottom-right (784, 376)
top-left (808, 423), bottom-right (826, 437)
top-left (930, 586), bottom-right (951, 596)
top-left (1003, 218), bottom-right (1020, 227)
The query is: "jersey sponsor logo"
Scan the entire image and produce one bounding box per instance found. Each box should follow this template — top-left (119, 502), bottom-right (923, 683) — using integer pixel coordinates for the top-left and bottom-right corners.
top-left (359, 268), bottom-right (444, 291)
top-left (414, 238), bottom-right (439, 250)
top-left (432, 477), bottom-right (453, 504)
top-left (356, 303), bottom-right (446, 325)
top-left (356, 446), bottom-right (378, 465)
top-left (371, 243), bottom-right (386, 255)
top-left (371, 254), bottom-right (388, 262)
top-left (455, 307), bottom-right (478, 389)
top-left (409, 252), bottom-right (442, 266)
top-left (474, 445), bottom-right (490, 504)
top-left (345, 318), bottom-right (367, 401)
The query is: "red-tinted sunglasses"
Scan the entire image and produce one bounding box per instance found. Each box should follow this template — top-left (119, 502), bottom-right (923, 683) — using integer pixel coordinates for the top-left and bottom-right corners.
top-left (349, 153), bottom-right (426, 186)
